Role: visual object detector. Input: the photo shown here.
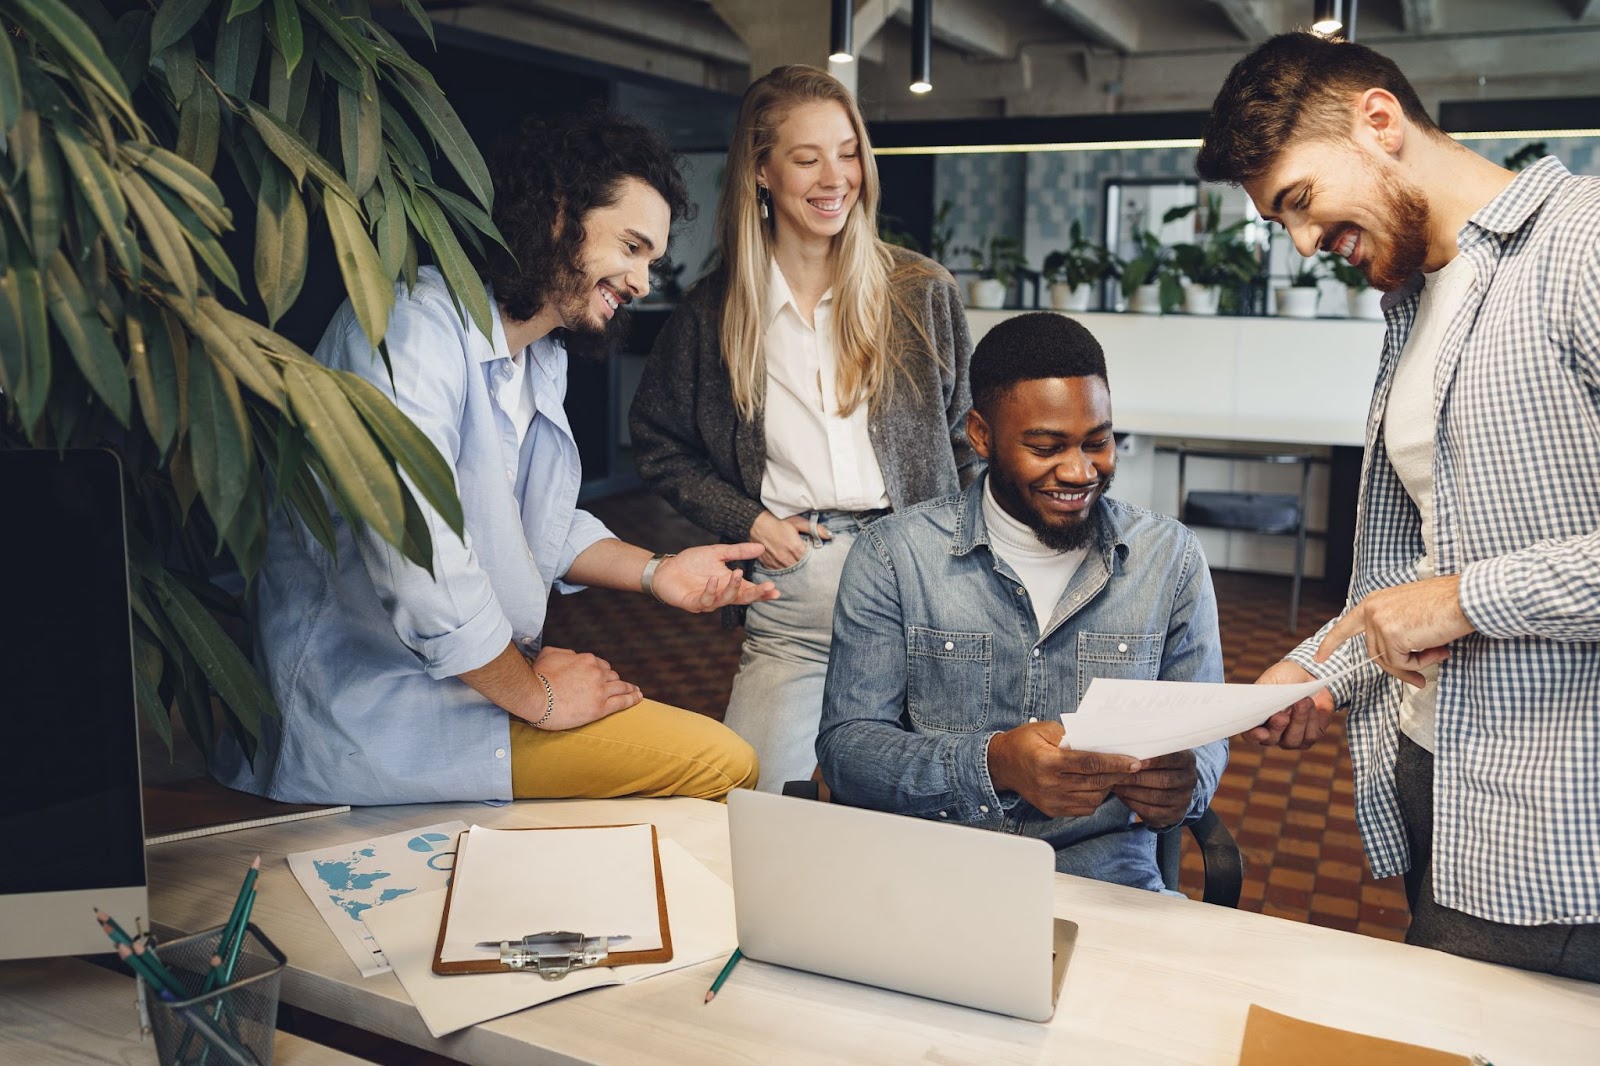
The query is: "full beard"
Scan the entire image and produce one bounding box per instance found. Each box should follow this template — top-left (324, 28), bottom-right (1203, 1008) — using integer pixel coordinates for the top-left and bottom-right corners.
top-left (548, 253), bottom-right (631, 361)
top-left (995, 469), bottom-right (1115, 553)
top-left (1362, 169), bottom-right (1432, 292)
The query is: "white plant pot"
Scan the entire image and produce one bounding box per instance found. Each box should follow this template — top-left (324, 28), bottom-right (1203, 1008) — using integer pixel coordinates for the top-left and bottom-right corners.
top-left (1182, 283), bottom-right (1220, 316)
top-left (968, 278), bottom-right (1006, 309)
top-left (1274, 286), bottom-right (1320, 319)
top-left (1050, 282), bottom-right (1092, 312)
top-left (1347, 287), bottom-right (1384, 320)
top-left (1128, 283), bottom-right (1163, 314)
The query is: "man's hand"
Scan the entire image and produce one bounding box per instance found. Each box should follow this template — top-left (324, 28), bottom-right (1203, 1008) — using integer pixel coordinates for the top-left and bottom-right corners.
top-left (750, 511), bottom-right (831, 570)
top-left (651, 544), bottom-right (779, 612)
top-left (1316, 574), bottom-right (1469, 687)
top-left (1109, 750), bottom-right (1197, 829)
top-left (987, 720), bottom-right (1140, 820)
top-left (1245, 660), bottom-right (1338, 749)
top-left (529, 646), bottom-right (641, 729)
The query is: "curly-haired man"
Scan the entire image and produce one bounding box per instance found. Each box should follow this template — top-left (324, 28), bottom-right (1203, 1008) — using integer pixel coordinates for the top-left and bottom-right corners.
top-left (216, 110), bottom-right (777, 806)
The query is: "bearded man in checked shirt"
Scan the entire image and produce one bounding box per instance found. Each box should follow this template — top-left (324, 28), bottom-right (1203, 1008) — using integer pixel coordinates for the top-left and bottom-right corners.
top-left (1196, 32), bottom-right (1600, 981)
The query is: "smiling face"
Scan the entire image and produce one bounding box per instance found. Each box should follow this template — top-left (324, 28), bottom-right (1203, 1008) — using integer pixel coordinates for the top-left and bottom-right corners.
top-left (1243, 136), bottom-right (1431, 293)
top-left (756, 100), bottom-right (862, 248)
top-left (550, 176), bottom-right (671, 340)
top-left (968, 376), bottom-right (1116, 552)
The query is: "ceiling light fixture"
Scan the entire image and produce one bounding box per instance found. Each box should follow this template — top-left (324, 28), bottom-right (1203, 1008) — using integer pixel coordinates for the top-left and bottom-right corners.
top-left (829, 0), bottom-right (853, 64)
top-left (910, 0), bottom-right (932, 94)
top-left (1312, 0), bottom-right (1344, 35)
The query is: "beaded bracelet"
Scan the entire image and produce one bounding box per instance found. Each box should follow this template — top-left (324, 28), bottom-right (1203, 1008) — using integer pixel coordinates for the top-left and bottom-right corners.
top-left (530, 670), bottom-right (556, 728)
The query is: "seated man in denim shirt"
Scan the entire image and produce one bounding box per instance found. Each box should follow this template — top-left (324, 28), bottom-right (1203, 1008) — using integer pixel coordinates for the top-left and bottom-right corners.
top-left (817, 312), bottom-right (1227, 891)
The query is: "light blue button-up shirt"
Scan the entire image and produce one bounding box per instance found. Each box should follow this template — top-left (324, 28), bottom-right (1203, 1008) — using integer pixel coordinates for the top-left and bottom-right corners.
top-left (214, 267), bottom-right (613, 805)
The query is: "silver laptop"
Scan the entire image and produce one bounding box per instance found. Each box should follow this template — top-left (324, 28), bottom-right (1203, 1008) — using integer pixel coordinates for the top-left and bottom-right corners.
top-left (727, 790), bottom-right (1075, 1022)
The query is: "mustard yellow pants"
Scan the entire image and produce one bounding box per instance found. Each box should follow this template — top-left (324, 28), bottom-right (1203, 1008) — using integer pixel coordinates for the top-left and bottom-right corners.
top-left (510, 698), bottom-right (758, 801)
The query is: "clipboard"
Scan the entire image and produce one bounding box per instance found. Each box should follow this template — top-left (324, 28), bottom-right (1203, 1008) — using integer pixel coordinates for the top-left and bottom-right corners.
top-left (431, 824), bottom-right (673, 978)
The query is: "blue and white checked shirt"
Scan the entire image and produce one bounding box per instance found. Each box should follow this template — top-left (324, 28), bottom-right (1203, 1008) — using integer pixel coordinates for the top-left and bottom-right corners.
top-left (1285, 158), bottom-right (1600, 926)
top-left (214, 267), bottom-right (613, 805)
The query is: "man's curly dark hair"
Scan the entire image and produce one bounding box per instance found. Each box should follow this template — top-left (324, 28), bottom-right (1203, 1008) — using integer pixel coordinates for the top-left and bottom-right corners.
top-left (484, 107), bottom-right (692, 323)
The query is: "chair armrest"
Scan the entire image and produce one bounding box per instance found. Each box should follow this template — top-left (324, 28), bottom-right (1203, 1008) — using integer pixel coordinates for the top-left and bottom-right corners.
top-left (781, 780), bottom-right (822, 801)
top-left (1190, 808), bottom-right (1243, 908)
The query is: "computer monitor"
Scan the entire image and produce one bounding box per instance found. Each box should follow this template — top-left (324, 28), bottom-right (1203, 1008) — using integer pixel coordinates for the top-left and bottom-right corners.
top-left (0, 448), bottom-right (148, 959)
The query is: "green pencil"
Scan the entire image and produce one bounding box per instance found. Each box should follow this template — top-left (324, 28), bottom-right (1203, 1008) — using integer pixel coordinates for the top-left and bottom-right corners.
top-left (703, 948), bottom-right (743, 1004)
top-left (205, 856), bottom-right (261, 993)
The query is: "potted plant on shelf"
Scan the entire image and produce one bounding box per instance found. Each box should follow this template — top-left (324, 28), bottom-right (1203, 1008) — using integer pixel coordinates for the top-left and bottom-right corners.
top-left (1275, 259), bottom-right (1324, 318)
top-left (959, 235), bottom-right (1026, 309)
top-left (1119, 225), bottom-right (1182, 314)
top-left (1170, 194), bottom-right (1260, 316)
top-left (1321, 253), bottom-right (1383, 320)
top-left (1042, 221), bottom-right (1117, 313)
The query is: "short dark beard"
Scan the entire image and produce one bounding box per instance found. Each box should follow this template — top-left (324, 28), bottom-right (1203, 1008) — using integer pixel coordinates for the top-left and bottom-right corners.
top-left (546, 245), bottom-right (631, 362)
top-left (1033, 469), bottom-right (1113, 552)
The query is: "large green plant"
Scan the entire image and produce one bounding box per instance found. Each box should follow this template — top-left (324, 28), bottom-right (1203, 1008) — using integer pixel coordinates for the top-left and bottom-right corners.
top-left (1169, 193), bottom-right (1259, 288)
top-left (1041, 220), bottom-right (1118, 291)
top-left (0, 0), bottom-right (502, 761)
top-left (957, 234), bottom-right (1026, 288)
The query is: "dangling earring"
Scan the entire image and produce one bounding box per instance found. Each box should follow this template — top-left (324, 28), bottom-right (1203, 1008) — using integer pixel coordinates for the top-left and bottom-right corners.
top-left (757, 185), bottom-right (770, 221)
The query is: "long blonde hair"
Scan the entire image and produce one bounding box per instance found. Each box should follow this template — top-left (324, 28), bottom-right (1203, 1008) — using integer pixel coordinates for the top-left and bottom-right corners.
top-left (716, 65), bottom-right (935, 421)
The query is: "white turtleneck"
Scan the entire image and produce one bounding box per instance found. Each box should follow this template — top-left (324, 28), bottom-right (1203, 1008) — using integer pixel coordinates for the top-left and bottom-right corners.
top-left (983, 480), bottom-right (1091, 635)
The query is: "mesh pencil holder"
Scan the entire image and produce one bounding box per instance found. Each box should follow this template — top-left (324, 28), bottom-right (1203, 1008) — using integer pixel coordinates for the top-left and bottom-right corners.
top-left (145, 923), bottom-right (286, 1066)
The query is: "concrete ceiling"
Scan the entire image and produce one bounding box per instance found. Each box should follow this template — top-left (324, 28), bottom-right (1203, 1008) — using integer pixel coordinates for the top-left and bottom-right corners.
top-left (412, 0), bottom-right (1600, 121)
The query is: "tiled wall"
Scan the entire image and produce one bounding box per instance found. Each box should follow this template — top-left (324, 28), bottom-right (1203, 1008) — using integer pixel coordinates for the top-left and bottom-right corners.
top-left (934, 136), bottom-right (1600, 273)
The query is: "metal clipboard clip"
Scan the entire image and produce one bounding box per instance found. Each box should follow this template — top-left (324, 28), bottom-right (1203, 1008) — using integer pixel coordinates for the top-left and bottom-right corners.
top-left (474, 931), bottom-right (633, 980)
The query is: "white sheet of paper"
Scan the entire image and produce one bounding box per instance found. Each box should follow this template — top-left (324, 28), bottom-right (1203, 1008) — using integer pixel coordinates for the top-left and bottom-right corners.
top-left (286, 819), bottom-right (467, 977)
top-left (1058, 659), bottom-right (1370, 760)
top-left (363, 840), bottom-right (736, 1037)
top-left (438, 823), bottom-right (663, 962)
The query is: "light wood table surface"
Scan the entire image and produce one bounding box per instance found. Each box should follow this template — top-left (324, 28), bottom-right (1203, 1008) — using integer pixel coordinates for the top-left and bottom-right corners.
top-left (0, 956), bottom-right (371, 1065)
top-left (141, 797), bottom-right (1600, 1065)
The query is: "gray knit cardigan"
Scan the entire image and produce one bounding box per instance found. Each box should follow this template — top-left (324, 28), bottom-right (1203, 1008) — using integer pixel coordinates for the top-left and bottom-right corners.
top-left (629, 247), bottom-right (981, 546)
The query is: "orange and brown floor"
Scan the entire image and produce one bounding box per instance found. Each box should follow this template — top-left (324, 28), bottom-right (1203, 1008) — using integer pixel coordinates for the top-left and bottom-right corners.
top-left (549, 489), bottom-right (1411, 944)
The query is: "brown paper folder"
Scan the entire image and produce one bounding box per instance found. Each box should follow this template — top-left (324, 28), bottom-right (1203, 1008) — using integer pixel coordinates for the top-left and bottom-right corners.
top-left (1238, 1005), bottom-right (1473, 1066)
top-left (431, 824), bottom-right (673, 976)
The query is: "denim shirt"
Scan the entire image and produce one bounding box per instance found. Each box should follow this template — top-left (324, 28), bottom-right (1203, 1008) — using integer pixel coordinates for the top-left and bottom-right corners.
top-left (817, 476), bottom-right (1227, 891)
top-left (213, 268), bottom-right (613, 805)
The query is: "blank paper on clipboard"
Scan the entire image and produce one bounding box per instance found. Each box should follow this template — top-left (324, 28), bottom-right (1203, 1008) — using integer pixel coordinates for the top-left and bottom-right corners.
top-left (433, 823), bottom-right (670, 973)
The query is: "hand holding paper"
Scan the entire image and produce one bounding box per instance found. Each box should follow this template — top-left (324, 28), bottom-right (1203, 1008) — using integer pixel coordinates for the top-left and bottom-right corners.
top-left (1058, 658), bottom-right (1370, 761)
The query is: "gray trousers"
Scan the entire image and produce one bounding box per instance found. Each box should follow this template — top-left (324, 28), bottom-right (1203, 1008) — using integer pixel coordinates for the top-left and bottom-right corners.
top-left (1396, 732), bottom-right (1600, 982)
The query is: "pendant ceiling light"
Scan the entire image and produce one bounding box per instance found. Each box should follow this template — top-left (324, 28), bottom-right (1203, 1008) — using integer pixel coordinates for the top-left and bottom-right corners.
top-left (1312, 0), bottom-right (1344, 35)
top-left (910, 0), bottom-right (932, 93)
top-left (830, 0), bottom-right (853, 64)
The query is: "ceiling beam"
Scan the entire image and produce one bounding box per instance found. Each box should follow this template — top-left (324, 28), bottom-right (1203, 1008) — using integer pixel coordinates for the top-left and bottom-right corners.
top-left (482, 0), bottom-right (748, 65)
top-left (1037, 0), bottom-right (1139, 54)
top-left (1211, 0), bottom-right (1281, 42)
top-left (1400, 0), bottom-right (1442, 35)
top-left (908, 0), bottom-right (1015, 59)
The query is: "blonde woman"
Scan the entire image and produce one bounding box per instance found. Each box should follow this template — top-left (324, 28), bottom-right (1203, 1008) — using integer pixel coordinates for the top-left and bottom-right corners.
top-left (630, 65), bottom-right (979, 791)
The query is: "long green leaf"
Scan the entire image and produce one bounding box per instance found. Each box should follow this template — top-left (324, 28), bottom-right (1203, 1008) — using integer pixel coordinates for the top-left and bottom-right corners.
top-left (151, 568), bottom-right (278, 744)
top-left (386, 71), bottom-right (493, 211)
top-left (54, 126), bottom-right (139, 279)
top-left (121, 169), bottom-right (199, 306)
top-left (396, 0), bottom-right (435, 47)
top-left (118, 141), bottom-right (230, 232)
top-left (9, 0), bottom-right (138, 130)
top-left (24, 134), bottom-right (63, 265)
top-left (284, 361), bottom-right (405, 545)
top-left (337, 66), bottom-right (380, 198)
top-left (270, 0), bottom-right (303, 76)
top-left (396, 478), bottom-right (434, 573)
top-left (429, 184), bottom-right (509, 255)
top-left (243, 101), bottom-right (358, 202)
top-left (378, 98), bottom-right (428, 173)
top-left (150, 0), bottom-right (210, 56)
top-left (2, 238), bottom-right (52, 433)
top-left (313, 31), bottom-right (363, 90)
top-left (282, 457), bottom-right (339, 557)
top-left (175, 82), bottom-right (221, 175)
top-left (254, 160), bottom-right (308, 326)
top-left (43, 250), bottom-right (130, 425)
top-left (336, 369), bottom-right (463, 536)
top-left (145, 179), bottom-right (243, 300)
top-left (323, 191), bottom-right (393, 348)
top-left (161, 34), bottom-right (198, 104)
top-left (0, 24), bottom-right (20, 131)
top-left (408, 187), bottom-right (493, 340)
top-left (174, 295), bottom-right (286, 411)
top-left (186, 340), bottom-right (251, 531)
top-left (215, 5), bottom-right (264, 98)
top-left (130, 623), bottom-right (173, 752)
top-left (375, 167), bottom-right (408, 280)
top-left (127, 309), bottom-right (181, 455)
top-left (228, 0), bottom-right (265, 19)
top-left (107, 11), bottom-right (153, 97)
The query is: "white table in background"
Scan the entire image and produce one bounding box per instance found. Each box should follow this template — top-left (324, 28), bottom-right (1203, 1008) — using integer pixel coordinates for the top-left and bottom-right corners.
top-left (142, 797), bottom-right (1600, 1065)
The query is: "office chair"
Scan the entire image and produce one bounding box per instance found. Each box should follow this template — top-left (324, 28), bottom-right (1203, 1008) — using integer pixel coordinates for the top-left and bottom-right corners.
top-left (781, 780), bottom-right (1243, 909)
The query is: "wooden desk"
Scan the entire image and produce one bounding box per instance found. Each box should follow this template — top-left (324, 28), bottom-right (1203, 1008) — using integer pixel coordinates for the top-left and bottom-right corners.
top-left (0, 957), bottom-right (371, 1065)
top-left (144, 798), bottom-right (1600, 1065)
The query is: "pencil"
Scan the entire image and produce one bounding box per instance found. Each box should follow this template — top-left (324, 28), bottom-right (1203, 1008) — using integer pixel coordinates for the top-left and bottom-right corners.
top-left (97, 909), bottom-right (181, 988)
top-left (703, 948), bottom-right (743, 1004)
top-left (206, 857), bottom-right (261, 993)
top-left (220, 886), bottom-right (257, 983)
